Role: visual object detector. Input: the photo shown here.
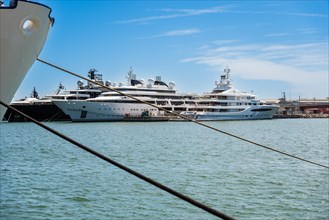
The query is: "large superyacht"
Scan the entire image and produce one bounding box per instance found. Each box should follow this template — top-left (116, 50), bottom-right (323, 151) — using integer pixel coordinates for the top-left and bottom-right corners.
top-left (180, 67), bottom-right (279, 120)
top-left (53, 67), bottom-right (278, 122)
top-left (53, 68), bottom-right (194, 121)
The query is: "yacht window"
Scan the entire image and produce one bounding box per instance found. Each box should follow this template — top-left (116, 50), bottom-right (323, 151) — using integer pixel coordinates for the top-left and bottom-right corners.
top-left (131, 79), bottom-right (143, 86)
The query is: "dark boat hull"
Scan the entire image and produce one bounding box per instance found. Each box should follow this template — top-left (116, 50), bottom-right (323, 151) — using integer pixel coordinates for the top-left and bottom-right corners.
top-left (3, 103), bottom-right (70, 122)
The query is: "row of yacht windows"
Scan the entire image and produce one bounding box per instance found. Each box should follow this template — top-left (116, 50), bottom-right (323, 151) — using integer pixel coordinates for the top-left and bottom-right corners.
top-left (90, 99), bottom-right (259, 106)
top-left (69, 91), bottom-right (100, 95)
top-left (92, 100), bottom-right (156, 104)
top-left (197, 102), bottom-right (258, 106)
top-left (78, 106), bottom-right (248, 113)
top-left (115, 88), bottom-right (176, 94)
top-left (204, 96), bottom-right (255, 100)
top-left (97, 108), bottom-right (157, 111)
top-left (102, 94), bottom-right (179, 98)
top-left (183, 109), bottom-right (245, 112)
top-left (101, 93), bottom-right (253, 101)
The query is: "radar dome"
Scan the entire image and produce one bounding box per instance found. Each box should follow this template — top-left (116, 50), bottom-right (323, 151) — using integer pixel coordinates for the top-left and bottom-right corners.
top-left (148, 78), bottom-right (155, 86)
top-left (77, 80), bottom-right (84, 87)
top-left (105, 80), bottom-right (111, 86)
top-left (169, 81), bottom-right (176, 89)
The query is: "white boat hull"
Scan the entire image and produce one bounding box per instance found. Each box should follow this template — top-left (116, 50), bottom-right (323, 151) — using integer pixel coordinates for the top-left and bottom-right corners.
top-left (54, 98), bottom-right (278, 122)
top-left (53, 100), bottom-right (159, 122)
top-left (186, 106), bottom-right (279, 121)
top-left (0, 1), bottom-right (53, 120)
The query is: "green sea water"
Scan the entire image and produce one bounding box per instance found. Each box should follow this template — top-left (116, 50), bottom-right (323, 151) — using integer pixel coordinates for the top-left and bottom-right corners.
top-left (1, 119), bottom-right (328, 219)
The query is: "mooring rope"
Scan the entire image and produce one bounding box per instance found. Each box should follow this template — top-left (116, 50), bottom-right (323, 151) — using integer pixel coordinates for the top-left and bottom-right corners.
top-left (0, 100), bottom-right (235, 220)
top-left (36, 58), bottom-right (329, 169)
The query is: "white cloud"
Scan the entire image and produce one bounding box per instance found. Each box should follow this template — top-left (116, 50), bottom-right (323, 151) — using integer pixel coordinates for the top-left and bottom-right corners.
top-left (265, 33), bottom-right (291, 37)
top-left (159, 29), bottom-right (201, 37)
top-left (160, 6), bottom-right (230, 16)
top-left (180, 41), bottom-right (329, 98)
top-left (228, 10), bottom-right (329, 18)
top-left (297, 28), bottom-right (319, 35)
top-left (116, 6), bottom-right (230, 24)
top-left (116, 14), bottom-right (184, 24)
top-left (282, 12), bottom-right (328, 18)
top-left (261, 43), bottom-right (323, 51)
top-left (140, 28), bottom-right (201, 39)
top-left (116, 5), bottom-right (328, 25)
top-left (213, 39), bottom-right (240, 45)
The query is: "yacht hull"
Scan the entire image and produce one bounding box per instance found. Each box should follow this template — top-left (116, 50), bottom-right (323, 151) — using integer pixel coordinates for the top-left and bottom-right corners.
top-left (53, 100), bottom-right (159, 122)
top-left (54, 99), bottom-right (278, 122)
top-left (185, 106), bottom-right (279, 121)
top-left (0, 1), bottom-right (53, 120)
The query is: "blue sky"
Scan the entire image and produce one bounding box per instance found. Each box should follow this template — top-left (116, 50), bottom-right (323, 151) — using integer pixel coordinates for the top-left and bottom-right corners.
top-left (15, 0), bottom-right (328, 100)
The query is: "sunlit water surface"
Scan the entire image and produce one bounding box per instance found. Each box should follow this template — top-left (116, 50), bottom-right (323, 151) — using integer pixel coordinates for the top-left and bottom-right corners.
top-left (1, 119), bottom-right (328, 219)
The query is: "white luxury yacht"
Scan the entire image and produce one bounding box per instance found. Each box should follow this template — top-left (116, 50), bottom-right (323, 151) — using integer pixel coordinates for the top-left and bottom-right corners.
top-left (0, 0), bottom-right (54, 120)
top-left (180, 67), bottom-right (279, 120)
top-left (53, 68), bottom-right (194, 121)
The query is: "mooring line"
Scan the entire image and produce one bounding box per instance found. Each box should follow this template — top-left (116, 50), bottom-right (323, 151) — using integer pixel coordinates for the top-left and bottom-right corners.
top-left (0, 101), bottom-right (235, 220)
top-left (36, 58), bottom-right (329, 169)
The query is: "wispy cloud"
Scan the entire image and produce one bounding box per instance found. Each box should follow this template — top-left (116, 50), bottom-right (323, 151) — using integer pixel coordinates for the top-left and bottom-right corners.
top-left (228, 10), bottom-right (329, 18)
top-left (297, 28), bottom-right (319, 35)
top-left (265, 33), bottom-right (291, 37)
top-left (160, 6), bottom-right (229, 16)
top-left (158, 29), bottom-right (201, 37)
top-left (140, 28), bottom-right (201, 39)
top-left (183, 42), bottom-right (328, 69)
top-left (261, 43), bottom-right (323, 51)
top-left (213, 39), bottom-right (240, 45)
top-left (282, 12), bottom-right (328, 18)
top-left (116, 6), bottom-right (230, 24)
top-left (116, 5), bottom-right (328, 25)
top-left (180, 41), bottom-right (329, 97)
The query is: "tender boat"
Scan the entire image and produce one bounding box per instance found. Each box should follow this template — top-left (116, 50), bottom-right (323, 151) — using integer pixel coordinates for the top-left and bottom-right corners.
top-left (0, 0), bottom-right (54, 120)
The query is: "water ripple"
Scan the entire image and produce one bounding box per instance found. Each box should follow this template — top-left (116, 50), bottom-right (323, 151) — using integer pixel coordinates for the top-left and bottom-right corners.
top-left (1, 119), bottom-right (328, 219)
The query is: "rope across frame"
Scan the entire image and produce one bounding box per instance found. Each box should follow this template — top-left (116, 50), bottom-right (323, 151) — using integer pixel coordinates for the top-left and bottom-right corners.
top-left (0, 100), bottom-right (235, 220)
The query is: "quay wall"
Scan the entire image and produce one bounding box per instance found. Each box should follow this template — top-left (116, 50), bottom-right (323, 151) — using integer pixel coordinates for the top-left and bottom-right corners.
top-left (274, 113), bottom-right (329, 119)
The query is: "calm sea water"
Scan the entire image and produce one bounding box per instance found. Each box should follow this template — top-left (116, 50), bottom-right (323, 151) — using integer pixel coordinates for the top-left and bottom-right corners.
top-left (1, 119), bottom-right (328, 219)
